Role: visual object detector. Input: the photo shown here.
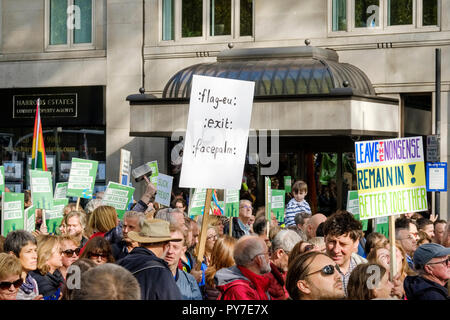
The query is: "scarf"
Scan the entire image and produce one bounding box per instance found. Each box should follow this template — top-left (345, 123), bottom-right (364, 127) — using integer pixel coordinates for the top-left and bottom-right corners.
top-left (20, 273), bottom-right (37, 295)
top-left (237, 265), bottom-right (270, 300)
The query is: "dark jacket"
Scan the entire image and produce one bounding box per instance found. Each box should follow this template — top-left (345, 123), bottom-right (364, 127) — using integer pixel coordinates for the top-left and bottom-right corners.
top-left (404, 275), bottom-right (449, 300)
top-left (29, 269), bottom-right (64, 298)
top-left (117, 247), bottom-right (182, 300)
top-left (111, 240), bottom-right (130, 261)
top-left (223, 217), bottom-right (247, 239)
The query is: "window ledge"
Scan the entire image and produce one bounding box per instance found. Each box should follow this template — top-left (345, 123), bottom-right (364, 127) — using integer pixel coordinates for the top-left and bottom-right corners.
top-left (0, 50), bottom-right (106, 62)
top-left (328, 26), bottom-right (440, 38)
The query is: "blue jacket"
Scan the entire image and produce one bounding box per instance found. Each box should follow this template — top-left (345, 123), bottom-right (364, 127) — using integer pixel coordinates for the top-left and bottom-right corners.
top-left (175, 268), bottom-right (203, 300)
top-left (404, 275), bottom-right (449, 300)
top-left (117, 247), bottom-right (182, 300)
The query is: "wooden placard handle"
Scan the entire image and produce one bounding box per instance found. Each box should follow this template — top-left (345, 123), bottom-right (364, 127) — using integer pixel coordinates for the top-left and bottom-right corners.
top-left (195, 189), bottom-right (213, 269)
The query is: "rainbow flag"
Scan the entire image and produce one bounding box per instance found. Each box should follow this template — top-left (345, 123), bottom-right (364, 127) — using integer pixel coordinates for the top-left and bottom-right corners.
top-left (31, 99), bottom-right (47, 171)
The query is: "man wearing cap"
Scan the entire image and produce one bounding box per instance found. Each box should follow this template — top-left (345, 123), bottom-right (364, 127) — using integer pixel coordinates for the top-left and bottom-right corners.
top-left (117, 219), bottom-right (183, 300)
top-left (404, 243), bottom-right (450, 300)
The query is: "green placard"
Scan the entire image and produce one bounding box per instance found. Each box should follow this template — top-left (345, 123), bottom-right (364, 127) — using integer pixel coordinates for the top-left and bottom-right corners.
top-left (346, 190), bottom-right (368, 231)
top-left (67, 158), bottom-right (98, 199)
top-left (271, 189), bottom-right (285, 222)
top-left (284, 176), bottom-right (292, 193)
top-left (45, 198), bottom-right (69, 235)
top-left (25, 205), bottom-right (36, 233)
top-left (147, 161), bottom-right (159, 186)
top-left (0, 166), bottom-right (5, 193)
top-left (30, 170), bottom-right (54, 209)
top-left (375, 216), bottom-right (389, 238)
top-left (189, 188), bottom-right (207, 216)
top-left (54, 182), bottom-right (68, 199)
top-left (1, 192), bottom-right (25, 236)
top-left (101, 182), bottom-right (135, 220)
top-left (265, 177), bottom-right (271, 220)
top-left (225, 189), bottom-right (239, 218)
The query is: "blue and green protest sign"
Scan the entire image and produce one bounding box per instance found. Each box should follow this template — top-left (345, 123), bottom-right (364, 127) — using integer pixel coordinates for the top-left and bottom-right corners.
top-left (54, 182), bottom-right (68, 199)
top-left (346, 190), bottom-right (368, 231)
top-left (67, 158), bottom-right (98, 199)
top-left (284, 176), bottom-right (292, 193)
top-left (1, 192), bottom-right (24, 236)
top-left (45, 198), bottom-right (69, 234)
top-left (189, 188), bottom-right (207, 216)
top-left (355, 136), bottom-right (427, 220)
top-left (271, 189), bottom-right (285, 223)
top-left (224, 189), bottom-right (240, 218)
top-left (375, 216), bottom-right (389, 238)
top-left (102, 182), bottom-right (135, 220)
top-left (30, 169), bottom-right (54, 209)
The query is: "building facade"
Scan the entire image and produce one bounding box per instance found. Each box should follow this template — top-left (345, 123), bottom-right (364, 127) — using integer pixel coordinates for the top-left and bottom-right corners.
top-left (0, 0), bottom-right (448, 220)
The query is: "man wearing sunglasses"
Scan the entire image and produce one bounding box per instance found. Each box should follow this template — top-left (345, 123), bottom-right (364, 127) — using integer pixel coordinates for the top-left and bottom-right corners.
top-left (404, 243), bottom-right (450, 300)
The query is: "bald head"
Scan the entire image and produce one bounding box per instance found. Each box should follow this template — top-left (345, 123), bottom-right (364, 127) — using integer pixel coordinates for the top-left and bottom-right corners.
top-left (306, 214), bottom-right (327, 240)
top-left (233, 235), bottom-right (271, 274)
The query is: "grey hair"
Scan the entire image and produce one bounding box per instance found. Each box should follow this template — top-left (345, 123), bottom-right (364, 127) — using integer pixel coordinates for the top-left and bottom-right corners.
top-left (154, 208), bottom-right (185, 229)
top-left (84, 198), bottom-right (103, 214)
top-left (123, 211), bottom-right (146, 230)
top-left (233, 236), bottom-right (266, 267)
top-left (71, 263), bottom-right (141, 300)
top-left (271, 229), bottom-right (302, 252)
top-left (294, 212), bottom-right (310, 226)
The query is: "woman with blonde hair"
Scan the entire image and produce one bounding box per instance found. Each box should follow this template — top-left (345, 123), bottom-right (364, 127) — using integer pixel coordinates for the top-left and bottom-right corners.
top-left (0, 253), bottom-right (23, 300)
top-left (203, 235), bottom-right (237, 300)
top-left (29, 235), bottom-right (65, 298)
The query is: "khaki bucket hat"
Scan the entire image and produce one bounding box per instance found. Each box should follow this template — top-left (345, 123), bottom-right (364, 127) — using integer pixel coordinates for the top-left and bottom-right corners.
top-left (128, 219), bottom-right (183, 244)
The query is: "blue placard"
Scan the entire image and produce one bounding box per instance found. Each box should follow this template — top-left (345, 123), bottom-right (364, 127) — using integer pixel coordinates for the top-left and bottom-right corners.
top-left (426, 162), bottom-right (447, 192)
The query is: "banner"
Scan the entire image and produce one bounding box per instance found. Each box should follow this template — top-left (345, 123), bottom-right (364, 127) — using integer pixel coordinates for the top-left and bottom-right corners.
top-left (24, 205), bottom-right (36, 233)
top-left (155, 173), bottom-right (173, 207)
top-left (67, 158), bottom-right (98, 199)
top-left (101, 182), bottom-right (135, 220)
top-left (284, 176), bottom-right (292, 193)
top-left (224, 189), bottom-right (240, 218)
top-left (265, 177), bottom-right (272, 220)
top-left (180, 75), bottom-right (255, 190)
top-left (355, 136), bottom-right (427, 220)
top-left (189, 188), bottom-right (207, 216)
top-left (271, 189), bottom-right (285, 223)
top-left (346, 190), bottom-right (368, 231)
top-left (54, 182), bottom-right (68, 199)
top-left (0, 166), bottom-right (4, 193)
top-left (45, 198), bottom-right (69, 234)
top-left (1, 192), bottom-right (24, 236)
top-left (375, 216), bottom-right (389, 238)
top-left (119, 149), bottom-right (132, 186)
top-left (30, 169), bottom-right (54, 209)
top-left (147, 161), bottom-right (159, 186)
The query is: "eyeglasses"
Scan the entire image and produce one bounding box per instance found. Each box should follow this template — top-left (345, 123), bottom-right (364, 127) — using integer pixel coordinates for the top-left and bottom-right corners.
top-left (0, 278), bottom-right (23, 290)
top-left (240, 205), bottom-right (253, 210)
top-left (62, 248), bottom-right (80, 257)
top-left (427, 258), bottom-right (449, 266)
top-left (89, 253), bottom-right (108, 259)
top-left (305, 264), bottom-right (340, 278)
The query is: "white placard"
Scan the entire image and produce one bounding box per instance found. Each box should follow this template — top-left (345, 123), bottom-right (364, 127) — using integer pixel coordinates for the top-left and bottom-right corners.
top-left (179, 75), bottom-right (255, 189)
top-left (155, 173), bottom-right (173, 207)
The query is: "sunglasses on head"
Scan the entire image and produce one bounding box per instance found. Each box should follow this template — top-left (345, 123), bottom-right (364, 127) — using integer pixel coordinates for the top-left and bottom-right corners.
top-left (62, 248), bottom-right (80, 257)
top-left (305, 264), bottom-right (340, 278)
top-left (0, 278), bottom-right (23, 290)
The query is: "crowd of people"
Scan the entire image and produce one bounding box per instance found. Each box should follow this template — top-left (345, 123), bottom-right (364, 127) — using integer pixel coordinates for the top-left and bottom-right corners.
top-left (0, 179), bottom-right (448, 301)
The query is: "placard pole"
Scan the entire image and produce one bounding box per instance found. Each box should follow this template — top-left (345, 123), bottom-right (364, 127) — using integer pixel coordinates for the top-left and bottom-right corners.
top-left (76, 197), bottom-right (80, 211)
top-left (195, 188), bottom-right (213, 269)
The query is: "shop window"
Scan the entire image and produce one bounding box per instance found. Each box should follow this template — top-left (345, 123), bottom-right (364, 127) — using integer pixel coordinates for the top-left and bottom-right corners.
top-left (161, 0), bottom-right (253, 42)
top-left (329, 0), bottom-right (439, 34)
top-left (47, 0), bottom-right (94, 49)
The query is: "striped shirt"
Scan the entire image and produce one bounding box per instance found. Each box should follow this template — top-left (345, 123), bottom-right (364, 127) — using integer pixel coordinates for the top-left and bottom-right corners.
top-left (284, 198), bottom-right (311, 227)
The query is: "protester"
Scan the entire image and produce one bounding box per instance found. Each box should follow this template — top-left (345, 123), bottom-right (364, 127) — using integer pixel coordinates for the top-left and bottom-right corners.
top-left (0, 235), bottom-right (5, 253)
top-left (433, 219), bottom-right (447, 244)
top-left (155, 207), bottom-right (187, 232)
top-left (364, 232), bottom-right (388, 256)
top-left (85, 205), bottom-right (119, 240)
top-left (215, 235), bottom-right (271, 300)
top-left (203, 225), bottom-right (218, 266)
top-left (404, 243), bottom-right (450, 300)
top-left (0, 253), bottom-right (23, 300)
top-left (304, 213), bottom-right (327, 240)
top-left (180, 217), bottom-right (198, 273)
top-left (173, 198), bottom-right (187, 214)
top-left (111, 211), bottom-right (145, 261)
top-left (347, 263), bottom-right (397, 300)
top-left (63, 211), bottom-right (88, 249)
top-left (396, 217), bottom-right (420, 243)
top-left (252, 216), bottom-right (272, 249)
top-left (117, 219), bottom-right (183, 300)
top-left (309, 237), bottom-right (326, 253)
top-left (417, 218), bottom-right (435, 240)
top-left (396, 227), bottom-right (417, 269)
top-left (204, 235), bottom-right (237, 300)
top-left (3, 230), bottom-right (41, 300)
top-left (164, 228), bottom-right (202, 300)
top-left (61, 258), bottom-right (96, 300)
top-left (284, 180), bottom-right (311, 227)
top-left (322, 210), bottom-right (367, 296)
top-left (208, 215), bottom-right (227, 237)
top-left (83, 198), bottom-right (103, 216)
top-left (417, 231), bottom-right (433, 246)
top-left (70, 263), bottom-right (141, 300)
top-left (29, 235), bottom-right (65, 299)
top-left (442, 221), bottom-right (450, 247)
top-left (293, 211), bottom-right (310, 235)
top-left (224, 200), bottom-right (254, 239)
top-left (287, 240), bottom-right (315, 265)
top-left (59, 235), bottom-right (80, 279)
top-left (79, 236), bottom-right (115, 266)
top-left (285, 251), bottom-right (345, 300)
top-left (266, 229), bottom-right (302, 300)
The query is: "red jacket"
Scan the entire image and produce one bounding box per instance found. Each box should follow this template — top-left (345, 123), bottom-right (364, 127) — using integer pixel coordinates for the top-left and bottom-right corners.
top-left (79, 232), bottom-right (105, 255)
top-left (265, 262), bottom-right (289, 300)
top-left (215, 265), bottom-right (270, 300)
